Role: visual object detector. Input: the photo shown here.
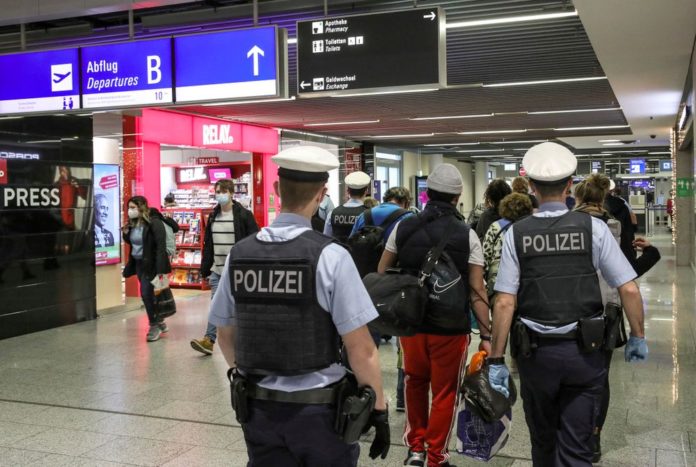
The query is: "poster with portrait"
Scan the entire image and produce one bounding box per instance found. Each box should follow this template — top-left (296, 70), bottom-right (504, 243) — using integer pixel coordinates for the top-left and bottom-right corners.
top-left (94, 164), bottom-right (120, 265)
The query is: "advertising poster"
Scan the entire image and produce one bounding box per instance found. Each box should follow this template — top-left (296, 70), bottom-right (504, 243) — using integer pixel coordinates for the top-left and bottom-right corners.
top-left (94, 164), bottom-right (120, 265)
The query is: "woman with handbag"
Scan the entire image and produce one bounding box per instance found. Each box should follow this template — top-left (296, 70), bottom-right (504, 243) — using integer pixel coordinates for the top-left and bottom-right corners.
top-left (122, 196), bottom-right (172, 342)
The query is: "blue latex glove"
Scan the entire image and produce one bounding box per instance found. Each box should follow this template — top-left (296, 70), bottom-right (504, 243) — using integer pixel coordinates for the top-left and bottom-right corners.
top-left (625, 336), bottom-right (648, 362)
top-left (488, 364), bottom-right (510, 398)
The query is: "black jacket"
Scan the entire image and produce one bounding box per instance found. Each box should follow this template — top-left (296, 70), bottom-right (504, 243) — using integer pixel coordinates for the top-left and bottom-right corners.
top-left (604, 195), bottom-right (636, 267)
top-left (475, 207), bottom-right (500, 240)
top-left (123, 208), bottom-right (171, 280)
top-left (201, 201), bottom-right (260, 278)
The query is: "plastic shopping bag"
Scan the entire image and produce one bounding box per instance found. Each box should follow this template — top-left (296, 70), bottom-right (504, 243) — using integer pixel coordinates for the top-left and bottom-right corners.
top-left (456, 403), bottom-right (511, 461)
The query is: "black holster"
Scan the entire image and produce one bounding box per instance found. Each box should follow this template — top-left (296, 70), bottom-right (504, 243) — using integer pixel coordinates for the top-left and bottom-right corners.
top-left (577, 316), bottom-right (606, 353)
top-left (603, 302), bottom-right (627, 350)
top-left (510, 319), bottom-right (533, 359)
top-left (227, 368), bottom-right (250, 424)
top-left (334, 377), bottom-right (375, 443)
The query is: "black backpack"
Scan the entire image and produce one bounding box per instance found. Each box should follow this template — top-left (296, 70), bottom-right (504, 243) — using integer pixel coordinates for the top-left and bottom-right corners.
top-left (348, 208), bottom-right (408, 278)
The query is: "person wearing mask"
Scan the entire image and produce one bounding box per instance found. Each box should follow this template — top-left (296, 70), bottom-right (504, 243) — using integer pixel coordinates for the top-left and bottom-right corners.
top-left (209, 146), bottom-right (389, 466)
top-left (378, 164), bottom-right (492, 467)
top-left (190, 179), bottom-right (259, 356)
top-left (488, 143), bottom-right (648, 466)
top-left (475, 179), bottom-right (512, 239)
top-left (122, 196), bottom-right (172, 342)
top-left (511, 176), bottom-right (539, 209)
top-left (324, 171), bottom-right (371, 242)
top-left (482, 192), bottom-right (533, 300)
top-left (574, 174), bottom-right (661, 461)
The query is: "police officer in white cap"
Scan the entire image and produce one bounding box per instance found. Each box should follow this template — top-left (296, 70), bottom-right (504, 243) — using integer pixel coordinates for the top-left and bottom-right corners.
top-left (324, 171), bottom-right (371, 242)
top-left (209, 146), bottom-right (390, 466)
top-left (488, 142), bottom-right (648, 466)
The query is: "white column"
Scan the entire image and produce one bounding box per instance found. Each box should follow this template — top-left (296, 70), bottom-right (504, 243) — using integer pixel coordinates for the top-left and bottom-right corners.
top-left (474, 161), bottom-right (488, 207)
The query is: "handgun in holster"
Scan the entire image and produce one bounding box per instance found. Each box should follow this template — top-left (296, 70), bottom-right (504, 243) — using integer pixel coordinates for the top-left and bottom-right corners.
top-left (510, 319), bottom-right (533, 359)
top-left (334, 378), bottom-right (376, 443)
top-left (603, 302), bottom-right (627, 350)
top-left (227, 368), bottom-right (250, 424)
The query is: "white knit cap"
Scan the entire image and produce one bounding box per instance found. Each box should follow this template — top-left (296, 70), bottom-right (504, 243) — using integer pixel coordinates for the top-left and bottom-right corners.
top-left (426, 163), bottom-right (463, 194)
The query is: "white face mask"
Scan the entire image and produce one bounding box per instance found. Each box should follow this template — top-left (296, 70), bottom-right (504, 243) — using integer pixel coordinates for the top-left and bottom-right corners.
top-left (127, 208), bottom-right (139, 219)
top-left (216, 193), bottom-right (230, 205)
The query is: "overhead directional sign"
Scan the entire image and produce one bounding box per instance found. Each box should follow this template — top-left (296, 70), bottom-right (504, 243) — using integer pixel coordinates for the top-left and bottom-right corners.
top-left (297, 7), bottom-right (446, 96)
top-left (81, 38), bottom-right (173, 109)
top-left (0, 48), bottom-right (80, 113)
top-left (174, 26), bottom-right (285, 103)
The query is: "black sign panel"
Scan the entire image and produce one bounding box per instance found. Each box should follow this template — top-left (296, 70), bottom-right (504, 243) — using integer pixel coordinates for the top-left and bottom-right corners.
top-left (297, 7), bottom-right (445, 96)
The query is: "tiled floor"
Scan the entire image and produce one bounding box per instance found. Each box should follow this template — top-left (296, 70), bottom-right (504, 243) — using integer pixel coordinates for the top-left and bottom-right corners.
top-left (0, 233), bottom-right (693, 466)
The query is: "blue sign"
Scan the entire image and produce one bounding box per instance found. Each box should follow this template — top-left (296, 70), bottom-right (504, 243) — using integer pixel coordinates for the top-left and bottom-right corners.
top-left (0, 48), bottom-right (80, 113)
top-left (660, 160), bottom-right (672, 172)
top-left (629, 159), bottom-right (646, 174)
top-left (81, 39), bottom-right (173, 109)
top-left (174, 26), bottom-right (279, 103)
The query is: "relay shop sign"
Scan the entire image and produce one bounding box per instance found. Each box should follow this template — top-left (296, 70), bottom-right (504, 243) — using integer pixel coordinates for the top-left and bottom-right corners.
top-left (297, 7), bottom-right (446, 96)
top-left (175, 26), bottom-right (283, 103)
top-left (0, 48), bottom-right (80, 113)
top-left (192, 117), bottom-right (243, 150)
top-left (81, 38), bottom-right (173, 109)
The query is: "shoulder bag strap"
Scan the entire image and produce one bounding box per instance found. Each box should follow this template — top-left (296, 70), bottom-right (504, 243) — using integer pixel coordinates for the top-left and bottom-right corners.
top-left (492, 221), bottom-right (513, 245)
top-left (363, 209), bottom-right (374, 226)
top-left (379, 208), bottom-right (409, 228)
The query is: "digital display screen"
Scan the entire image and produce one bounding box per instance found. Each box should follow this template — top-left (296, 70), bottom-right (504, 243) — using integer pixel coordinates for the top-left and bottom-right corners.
top-left (630, 180), bottom-right (651, 189)
top-left (94, 164), bottom-right (121, 266)
top-left (81, 39), bottom-right (173, 109)
top-left (209, 167), bottom-right (231, 182)
top-left (174, 26), bottom-right (279, 103)
top-left (591, 161), bottom-right (602, 173)
top-left (660, 160), bottom-right (672, 172)
top-left (629, 159), bottom-right (646, 174)
top-left (504, 163), bottom-right (517, 171)
top-left (0, 48), bottom-right (80, 113)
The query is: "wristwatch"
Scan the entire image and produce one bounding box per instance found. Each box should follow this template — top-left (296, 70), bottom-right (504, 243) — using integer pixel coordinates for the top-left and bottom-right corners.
top-left (479, 335), bottom-right (492, 342)
top-left (486, 356), bottom-right (505, 365)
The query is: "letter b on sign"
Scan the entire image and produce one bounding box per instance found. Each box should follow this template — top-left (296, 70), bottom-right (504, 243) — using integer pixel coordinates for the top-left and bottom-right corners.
top-left (0, 159), bottom-right (7, 185)
top-left (147, 55), bottom-right (162, 84)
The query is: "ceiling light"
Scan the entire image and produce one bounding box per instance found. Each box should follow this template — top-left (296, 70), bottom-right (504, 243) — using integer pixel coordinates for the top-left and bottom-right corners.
top-left (648, 151), bottom-right (671, 155)
top-left (375, 133), bottom-right (435, 138)
top-left (456, 149), bottom-right (504, 153)
top-left (304, 120), bottom-right (380, 127)
top-left (484, 76), bottom-right (606, 88)
top-left (470, 155), bottom-right (513, 158)
top-left (333, 88), bottom-right (439, 98)
top-left (598, 139), bottom-right (620, 143)
top-left (423, 142), bottom-right (480, 146)
top-left (409, 113), bottom-right (493, 121)
top-left (601, 150), bottom-right (649, 154)
top-left (458, 130), bottom-right (526, 135)
top-left (25, 139), bottom-right (61, 143)
top-left (490, 139), bottom-right (547, 144)
top-left (203, 96), bottom-right (296, 106)
top-left (602, 142), bottom-right (625, 146)
top-left (288, 37), bottom-right (297, 44)
top-left (447, 10), bottom-right (577, 29)
top-left (528, 107), bottom-right (621, 115)
top-left (554, 125), bottom-right (630, 131)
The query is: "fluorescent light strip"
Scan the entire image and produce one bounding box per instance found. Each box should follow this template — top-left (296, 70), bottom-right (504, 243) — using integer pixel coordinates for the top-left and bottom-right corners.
top-left (458, 129), bottom-right (526, 135)
top-left (598, 139), bottom-right (620, 142)
top-left (554, 125), bottom-right (630, 131)
top-left (456, 149), bottom-right (504, 153)
top-left (491, 139), bottom-right (547, 144)
top-left (447, 10), bottom-right (577, 29)
top-left (648, 151), bottom-right (671, 155)
top-left (529, 107), bottom-right (621, 115)
top-left (424, 142), bottom-right (480, 146)
top-left (409, 113), bottom-right (493, 121)
top-left (304, 120), bottom-right (380, 127)
top-left (471, 155), bottom-right (513, 158)
top-left (375, 133), bottom-right (435, 138)
top-left (333, 88), bottom-right (438, 98)
top-left (602, 142), bottom-right (625, 146)
top-left (288, 37), bottom-right (297, 44)
top-left (203, 96), bottom-right (296, 106)
top-left (484, 76), bottom-right (606, 88)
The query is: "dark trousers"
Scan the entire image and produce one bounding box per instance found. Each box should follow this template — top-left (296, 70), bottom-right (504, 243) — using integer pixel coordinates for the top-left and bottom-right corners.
top-left (243, 399), bottom-right (359, 467)
top-left (135, 260), bottom-right (158, 325)
top-left (517, 340), bottom-right (606, 467)
top-left (596, 350), bottom-right (614, 430)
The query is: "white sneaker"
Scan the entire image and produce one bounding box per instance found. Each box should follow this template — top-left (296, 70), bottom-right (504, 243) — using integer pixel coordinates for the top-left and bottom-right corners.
top-left (146, 325), bottom-right (161, 342)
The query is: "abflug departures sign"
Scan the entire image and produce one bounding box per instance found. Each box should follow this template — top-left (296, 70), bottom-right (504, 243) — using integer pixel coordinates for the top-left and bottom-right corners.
top-left (297, 7), bottom-right (446, 96)
top-left (0, 48), bottom-right (80, 113)
top-left (81, 38), bottom-right (173, 109)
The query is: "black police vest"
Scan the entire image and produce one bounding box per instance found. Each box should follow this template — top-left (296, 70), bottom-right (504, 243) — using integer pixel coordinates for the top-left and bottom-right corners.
top-left (229, 230), bottom-right (341, 376)
top-left (395, 201), bottom-right (471, 335)
top-left (513, 211), bottom-right (602, 326)
top-left (330, 204), bottom-right (367, 242)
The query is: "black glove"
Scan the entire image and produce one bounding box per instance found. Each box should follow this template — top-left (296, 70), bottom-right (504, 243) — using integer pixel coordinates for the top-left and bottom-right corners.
top-left (368, 409), bottom-right (390, 459)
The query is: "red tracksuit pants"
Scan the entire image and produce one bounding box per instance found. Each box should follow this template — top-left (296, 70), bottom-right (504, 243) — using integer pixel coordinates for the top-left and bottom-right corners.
top-left (401, 333), bottom-right (469, 467)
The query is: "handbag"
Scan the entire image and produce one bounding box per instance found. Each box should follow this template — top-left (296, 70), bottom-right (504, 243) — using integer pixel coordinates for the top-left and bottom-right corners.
top-left (155, 287), bottom-right (177, 319)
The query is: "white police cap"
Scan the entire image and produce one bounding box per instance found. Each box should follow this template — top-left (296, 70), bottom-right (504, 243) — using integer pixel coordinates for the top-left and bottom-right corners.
top-left (345, 171), bottom-right (371, 189)
top-left (427, 163), bottom-right (463, 194)
top-left (522, 142), bottom-right (577, 184)
top-left (271, 146), bottom-right (339, 182)
top-left (609, 179), bottom-right (616, 191)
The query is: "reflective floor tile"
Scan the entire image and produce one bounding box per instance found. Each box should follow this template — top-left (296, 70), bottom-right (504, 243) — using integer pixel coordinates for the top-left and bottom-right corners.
top-left (12, 427), bottom-right (117, 456)
top-left (151, 420), bottom-right (244, 448)
top-left (81, 436), bottom-right (194, 466)
top-left (89, 413), bottom-right (181, 438)
top-left (0, 447), bottom-right (49, 467)
top-left (162, 445), bottom-right (249, 467)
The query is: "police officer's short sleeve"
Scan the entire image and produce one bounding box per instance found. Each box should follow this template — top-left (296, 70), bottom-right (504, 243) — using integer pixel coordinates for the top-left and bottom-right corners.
top-left (208, 254), bottom-right (236, 327)
top-left (468, 230), bottom-right (484, 266)
top-left (316, 244), bottom-right (378, 335)
top-left (493, 227), bottom-right (520, 294)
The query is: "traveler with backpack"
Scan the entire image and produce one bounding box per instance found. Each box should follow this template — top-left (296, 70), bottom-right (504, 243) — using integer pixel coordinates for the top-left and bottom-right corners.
top-left (323, 171), bottom-right (371, 242)
top-left (122, 196), bottom-right (172, 342)
top-left (378, 164), bottom-right (492, 467)
top-left (190, 179), bottom-right (259, 356)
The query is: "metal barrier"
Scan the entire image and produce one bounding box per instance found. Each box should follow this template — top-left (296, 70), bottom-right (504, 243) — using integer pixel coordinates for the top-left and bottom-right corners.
top-left (644, 204), bottom-right (668, 237)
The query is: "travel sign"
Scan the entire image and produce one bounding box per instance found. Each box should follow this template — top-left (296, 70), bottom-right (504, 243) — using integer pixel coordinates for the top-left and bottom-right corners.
top-left (0, 48), bottom-right (80, 113)
top-left (174, 26), bottom-right (285, 103)
top-left (81, 38), bottom-right (173, 109)
top-left (297, 7), bottom-right (446, 96)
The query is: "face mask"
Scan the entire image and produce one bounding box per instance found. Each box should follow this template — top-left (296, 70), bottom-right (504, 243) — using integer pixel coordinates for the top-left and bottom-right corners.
top-left (216, 193), bottom-right (230, 205)
top-left (127, 208), bottom-right (139, 219)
